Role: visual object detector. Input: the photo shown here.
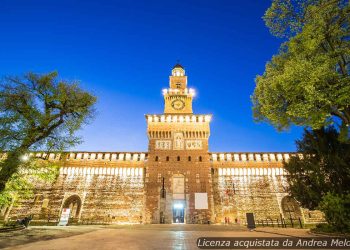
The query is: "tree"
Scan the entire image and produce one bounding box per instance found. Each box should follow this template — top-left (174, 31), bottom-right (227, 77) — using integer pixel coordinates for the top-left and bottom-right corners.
top-left (252, 0), bottom-right (350, 137)
top-left (0, 72), bottom-right (96, 192)
top-left (284, 126), bottom-right (350, 210)
top-left (0, 158), bottom-right (59, 207)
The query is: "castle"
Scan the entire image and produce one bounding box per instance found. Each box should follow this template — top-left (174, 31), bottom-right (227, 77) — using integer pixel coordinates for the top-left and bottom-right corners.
top-left (0, 64), bottom-right (323, 224)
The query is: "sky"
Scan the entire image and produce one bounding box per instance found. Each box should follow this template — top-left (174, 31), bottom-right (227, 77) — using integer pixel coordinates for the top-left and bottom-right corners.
top-left (0, 0), bottom-right (304, 152)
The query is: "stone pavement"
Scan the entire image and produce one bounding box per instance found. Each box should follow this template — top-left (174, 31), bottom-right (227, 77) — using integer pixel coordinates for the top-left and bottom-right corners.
top-left (0, 225), bottom-right (312, 250)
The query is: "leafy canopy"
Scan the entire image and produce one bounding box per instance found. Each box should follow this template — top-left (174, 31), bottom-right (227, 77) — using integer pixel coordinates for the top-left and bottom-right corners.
top-left (284, 126), bottom-right (350, 210)
top-left (0, 71), bottom-right (96, 151)
top-left (0, 71), bottom-right (96, 193)
top-left (252, 0), bottom-right (350, 134)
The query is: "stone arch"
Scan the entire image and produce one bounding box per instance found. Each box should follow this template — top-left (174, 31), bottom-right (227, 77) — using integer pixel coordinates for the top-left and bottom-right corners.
top-left (281, 196), bottom-right (302, 219)
top-left (61, 194), bottom-right (82, 219)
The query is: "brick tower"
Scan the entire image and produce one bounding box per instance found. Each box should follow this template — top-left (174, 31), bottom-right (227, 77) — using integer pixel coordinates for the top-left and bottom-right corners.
top-left (144, 64), bottom-right (213, 224)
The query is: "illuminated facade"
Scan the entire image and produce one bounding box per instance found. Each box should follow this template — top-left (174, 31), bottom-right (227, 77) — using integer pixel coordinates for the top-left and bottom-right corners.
top-left (0, 64), bottom-right (324, 225)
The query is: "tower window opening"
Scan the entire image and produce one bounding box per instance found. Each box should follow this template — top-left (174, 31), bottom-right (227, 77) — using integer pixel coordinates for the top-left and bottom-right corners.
top-left (177, 156), bottom-right (180, 161)
top-left (188, 156), bottom-right (191, 161)
top-left (176, 83), bottom-right (181, 88)
top-left (199, 156), bottom-right (202, 162)
top-left (166, 156), bottom-right (170, 161)
top-left (155, 156), bottom-right (159, 162)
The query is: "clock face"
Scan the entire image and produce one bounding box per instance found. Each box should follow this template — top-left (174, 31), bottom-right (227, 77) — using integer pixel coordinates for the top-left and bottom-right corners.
top-left (171, 99), bottom-right (185, 110)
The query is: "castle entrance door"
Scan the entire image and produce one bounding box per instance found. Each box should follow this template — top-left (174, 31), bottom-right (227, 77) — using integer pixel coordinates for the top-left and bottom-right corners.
top-left (173, 201), bottom-right (185, 223)
top-left (172, 174), bottom-right (185, 223)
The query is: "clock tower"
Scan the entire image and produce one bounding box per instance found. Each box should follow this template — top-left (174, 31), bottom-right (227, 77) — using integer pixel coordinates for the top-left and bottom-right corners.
top-left (144, 64), bottom-right (213, 224)
top-left (163, 64), bottom-right (194, 114)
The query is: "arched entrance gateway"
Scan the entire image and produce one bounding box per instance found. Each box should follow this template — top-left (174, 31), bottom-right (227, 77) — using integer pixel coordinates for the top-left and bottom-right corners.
top-left (172, 174), bottom-right (185, 223)
top-left (61, 195), bottom-right (82, 221)
top-left (281, 196), bottom-right (302, 220)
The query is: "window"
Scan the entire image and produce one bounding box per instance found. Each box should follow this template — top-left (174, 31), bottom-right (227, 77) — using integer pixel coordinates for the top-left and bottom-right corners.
top-left (176, 83), bottom-right (181, 88)
top-left (166, 156), bottom-right (170, 161)
top-left (155, 156), bottom-right (159, 162)
top-left (188, 156), bottom-right (191, 161)
top-left (177, 156), bottom-right (180, 161)
top-left (199, 156), bottom-right (202, 162)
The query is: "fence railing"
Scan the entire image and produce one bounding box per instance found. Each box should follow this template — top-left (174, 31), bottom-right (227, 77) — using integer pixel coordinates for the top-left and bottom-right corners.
top-left (255, 217), bottom-right (303, 228)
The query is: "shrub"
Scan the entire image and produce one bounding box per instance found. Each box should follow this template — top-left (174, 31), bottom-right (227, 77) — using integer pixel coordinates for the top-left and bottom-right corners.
top-left (317, 193), bottom-right (350, 233)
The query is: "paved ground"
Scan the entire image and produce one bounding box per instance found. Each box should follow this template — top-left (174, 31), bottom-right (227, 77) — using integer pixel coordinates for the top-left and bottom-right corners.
top-left (0, 225), bottom-right (312, 250)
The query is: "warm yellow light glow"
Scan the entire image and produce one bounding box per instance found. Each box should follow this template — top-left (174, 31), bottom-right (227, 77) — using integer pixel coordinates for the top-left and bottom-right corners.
top-left (255, 154), bottom-right (261, 161)
top-left (189, 88), bottom-right (195, 97)
top-left (21, 155), bottom-right (29, 162)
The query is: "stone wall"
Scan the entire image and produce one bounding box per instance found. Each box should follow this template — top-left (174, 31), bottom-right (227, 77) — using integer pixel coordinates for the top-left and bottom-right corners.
top-left (7, 152), bottom-right (146, 224)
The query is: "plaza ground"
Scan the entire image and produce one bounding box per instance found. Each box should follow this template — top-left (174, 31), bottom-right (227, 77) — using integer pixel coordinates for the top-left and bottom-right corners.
top-left (0, 224), bottom-right (314, 250)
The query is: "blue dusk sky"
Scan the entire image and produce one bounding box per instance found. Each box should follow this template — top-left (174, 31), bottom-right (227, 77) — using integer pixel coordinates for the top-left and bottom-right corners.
top-left (0, 0), bottom-right (303, 152)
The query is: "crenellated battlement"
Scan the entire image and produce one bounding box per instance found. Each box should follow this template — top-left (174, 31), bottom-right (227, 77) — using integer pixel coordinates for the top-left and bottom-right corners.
top-left (0, 151), bottom-right (302, 163)
top-left (209, 152), bottom-right (300, 163)
top-left (0, 152), bottom-right (148, 162)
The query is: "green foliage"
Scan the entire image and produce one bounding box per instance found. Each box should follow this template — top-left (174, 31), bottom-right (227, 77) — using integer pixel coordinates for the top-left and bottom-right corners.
top-left (252, 0), bottom-right (350, 136)
top-left (0, 71), bottom-right (96, 192)
top-left (318, 192), bottom-right (350, 233)
top-left (0, 158), bottom-right (59, 206)
top-left (284, 126), bottom-right (350, 209)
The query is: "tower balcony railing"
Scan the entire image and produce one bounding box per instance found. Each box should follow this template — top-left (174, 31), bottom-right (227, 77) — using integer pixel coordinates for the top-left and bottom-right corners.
top-left (146, 114), bottom-right (212, 123)
top-left (162, 88), bottom-right (195, 96)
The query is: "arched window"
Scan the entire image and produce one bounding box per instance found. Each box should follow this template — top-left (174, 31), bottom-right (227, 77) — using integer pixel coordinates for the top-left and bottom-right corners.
top-left (177, 156), bottom-right (180, 161)
top-left (166, 156), bottom-right (170, 161)
top-left (155, 156), bottom-right (159, 162)
top-left (199, 156), bottom-right (202, 162)
top-left (188, 156), bottom-right (191, 161)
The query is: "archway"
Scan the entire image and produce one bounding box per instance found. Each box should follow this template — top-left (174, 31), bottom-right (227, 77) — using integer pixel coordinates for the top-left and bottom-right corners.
top-left (62, 195), bottom-right (82, 219)
top-left (281, 196), bottom-right (302, 219)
